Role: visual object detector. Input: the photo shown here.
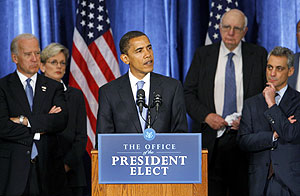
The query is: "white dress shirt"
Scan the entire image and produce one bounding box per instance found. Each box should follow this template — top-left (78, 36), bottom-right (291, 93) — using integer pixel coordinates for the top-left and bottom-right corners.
top-left (16, 70), bottom-right (40, 140)
top-left (17, 70), bottom-right (37, 95)
top-left (128, 70), bottom-right (150, 106)
top-left (214, 41), bottom-right (244, 138)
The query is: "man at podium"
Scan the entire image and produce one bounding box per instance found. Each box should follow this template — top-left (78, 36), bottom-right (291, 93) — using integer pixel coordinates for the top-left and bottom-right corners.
top-left (96, 31), bottom-right (187, 139)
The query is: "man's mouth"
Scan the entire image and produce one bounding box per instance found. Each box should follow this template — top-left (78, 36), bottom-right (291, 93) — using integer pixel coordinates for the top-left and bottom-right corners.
top-left (144, 60), bottom-right (153, 65)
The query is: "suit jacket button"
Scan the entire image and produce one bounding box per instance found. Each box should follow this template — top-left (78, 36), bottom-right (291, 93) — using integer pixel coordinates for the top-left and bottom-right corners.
top-left (26, 150), bottom-right (30, 154)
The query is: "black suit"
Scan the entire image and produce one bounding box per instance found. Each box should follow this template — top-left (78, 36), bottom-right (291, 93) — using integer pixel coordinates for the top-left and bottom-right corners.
top-left (96, 72), bottom-right (187, 138)
top-left (184, 42), bottom-right (267, 195)
top-left (238, 86), bottom-right (300, 196)
top-left (0, 72), bottom-right (68, 196)
top-left (57, 87), bottom-right (87, 195)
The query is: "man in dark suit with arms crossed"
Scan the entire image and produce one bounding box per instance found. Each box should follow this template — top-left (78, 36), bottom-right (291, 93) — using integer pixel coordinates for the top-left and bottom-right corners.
top-left (96, 31), bottom-right (187, 138)
top-left (0, 33), bottom-right (68, 196)
top-left (238, 46), bottom-right (300, 196)
top-left (184, 9), bottom-right (267, 196)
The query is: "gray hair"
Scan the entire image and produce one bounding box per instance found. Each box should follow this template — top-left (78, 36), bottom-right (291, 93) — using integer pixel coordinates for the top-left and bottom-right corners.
top-left (268, 46), bottom-right (294, 68)
top-left (10, 33), bottom-right (39, 55)
top-left (41, 43), bottom-right (69, 63)
top-left (220, 9), bottom-right (248, 30)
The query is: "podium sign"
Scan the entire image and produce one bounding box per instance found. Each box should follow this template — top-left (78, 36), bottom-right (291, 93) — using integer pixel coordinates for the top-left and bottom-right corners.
top-left (98, 133), bottom-right (202, 184)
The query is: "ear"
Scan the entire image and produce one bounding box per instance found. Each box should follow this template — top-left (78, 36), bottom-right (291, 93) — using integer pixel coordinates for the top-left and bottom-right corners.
top-left (288, 66), bottom-right (295, 77)
top-left (11, 53), bottom-right (18, 64)
top-left (243, 27), bottom-right (248, 37)
top-left (120, 54), bottom-right (130, 65)
top-left (40, 63), bottom-right (46, 73)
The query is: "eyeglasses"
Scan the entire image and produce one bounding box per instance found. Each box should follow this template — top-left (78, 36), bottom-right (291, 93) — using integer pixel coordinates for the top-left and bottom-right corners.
top-left (221, 25), bottom-right (244, 33)
top-left (47, 60), bottom-right (66, 66)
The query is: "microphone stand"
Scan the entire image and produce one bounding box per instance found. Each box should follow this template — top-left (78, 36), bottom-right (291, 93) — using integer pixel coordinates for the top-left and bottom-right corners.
top-left (146, 109), bottom-right (151, 129)
top-left (136, 91), bottom-right (162, 129)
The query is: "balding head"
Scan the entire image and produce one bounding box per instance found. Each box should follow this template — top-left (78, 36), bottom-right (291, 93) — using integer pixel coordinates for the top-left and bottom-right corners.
top-left (220, 9), bottom-right (248, 51)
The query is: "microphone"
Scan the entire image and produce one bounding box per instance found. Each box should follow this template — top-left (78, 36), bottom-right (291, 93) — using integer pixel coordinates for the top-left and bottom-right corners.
top-left (136, 89), bottom-right (145, 114)
top-left (153, 92), bottom-right (162, 112)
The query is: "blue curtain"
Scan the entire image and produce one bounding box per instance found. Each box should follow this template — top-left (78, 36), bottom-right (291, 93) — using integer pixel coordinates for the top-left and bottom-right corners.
top-left (2, 0), bottom-right (300, 79)
top-left (255, 0), bottom-right (300, 52)
top-left (105, 0), bottom-right (207, 81)
top-left (0, 0), bottom-right (76, 77)
top-left (1, 0), bottom-right (300, 195)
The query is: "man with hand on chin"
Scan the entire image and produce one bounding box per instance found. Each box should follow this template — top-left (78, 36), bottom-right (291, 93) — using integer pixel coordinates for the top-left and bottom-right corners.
top-left (238, 46), bottom-right (300, 196)
top-left (184, 9), bottom-right (267, 195)
top-left (96, 31), bottom-right (187, 142)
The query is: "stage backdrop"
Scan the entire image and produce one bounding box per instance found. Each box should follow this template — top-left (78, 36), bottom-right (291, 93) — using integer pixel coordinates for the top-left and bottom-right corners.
top-left (1, 0), bottom-right (300, 80)
top-left (1, 1), bottom-right (300, 195)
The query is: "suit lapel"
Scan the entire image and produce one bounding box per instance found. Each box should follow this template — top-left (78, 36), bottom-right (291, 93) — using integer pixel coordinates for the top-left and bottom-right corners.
top-left (32, 74), bottom-right (47, 113)
top-left (242, 42), bottom-right (255, 98)
top-left (8, 72), bottom-right (32, 114)
top-left (278, 87), bottom-right (295, 115)
top-left (118, 73), bottom-right (142, 133)
top-left (148, 73), bottom-right (163, 125)
top-left (206, 43), bottom-right (220, 111)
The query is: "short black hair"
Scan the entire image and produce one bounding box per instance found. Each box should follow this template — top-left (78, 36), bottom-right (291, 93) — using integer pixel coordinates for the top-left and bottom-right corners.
top-left (119, 31), bottom-right (148, 54)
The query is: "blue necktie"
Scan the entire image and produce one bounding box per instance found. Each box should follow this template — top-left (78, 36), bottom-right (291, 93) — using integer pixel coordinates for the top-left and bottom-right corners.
top-left (222, 52), bottom-right (237, 118)
top-left (25, 78), bottom-right (38, 159)
top-left (136, 81), bottom-right (147, 131)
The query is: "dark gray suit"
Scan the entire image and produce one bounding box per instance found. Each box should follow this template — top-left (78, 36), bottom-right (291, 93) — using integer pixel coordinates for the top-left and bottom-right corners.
top-left (184, 41), bottom-right (267, 196)
top-left (0, 72), bottom-right (68, 196)
top-left (96, 72), bottom-right (187, 138)
top-left (238, 86), bottom-right (300, 196)
top-left (288, 52), bottom-right (300, 89)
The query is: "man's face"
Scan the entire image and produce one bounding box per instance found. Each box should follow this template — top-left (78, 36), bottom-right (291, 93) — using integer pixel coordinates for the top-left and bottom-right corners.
top-left (40, 52), bottom-right (66, 82)
top-left (296, 21), bottom-right (300, 47)
top-left (120, 35), bottom-right (154, 79)
top-left (266, 55), bottom-right (294, 91)
top-left (220, 10), bottom-right (248, 51)
top-left (12, 38), bottom-right (40, 78)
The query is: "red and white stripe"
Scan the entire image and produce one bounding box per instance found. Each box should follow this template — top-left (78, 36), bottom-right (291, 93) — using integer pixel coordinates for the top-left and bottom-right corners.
top-left (69, 28), bottom-right (120, 156)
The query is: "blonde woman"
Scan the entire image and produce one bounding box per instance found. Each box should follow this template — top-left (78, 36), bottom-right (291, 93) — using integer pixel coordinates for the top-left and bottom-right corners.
top-left (40, 43), bottom-right (87, 196)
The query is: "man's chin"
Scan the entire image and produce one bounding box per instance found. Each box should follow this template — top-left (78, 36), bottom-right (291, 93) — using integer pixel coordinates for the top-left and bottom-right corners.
top-left (224, 42), bottom-right (238, 50)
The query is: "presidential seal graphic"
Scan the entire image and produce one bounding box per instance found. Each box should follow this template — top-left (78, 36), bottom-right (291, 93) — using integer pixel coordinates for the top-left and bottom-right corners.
top-left (143, 128), bottom-right (156, 141)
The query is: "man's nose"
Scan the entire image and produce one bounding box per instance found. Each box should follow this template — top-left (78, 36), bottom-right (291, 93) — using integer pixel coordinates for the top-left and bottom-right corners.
top-left (31, 53), bottom-right (38, 61)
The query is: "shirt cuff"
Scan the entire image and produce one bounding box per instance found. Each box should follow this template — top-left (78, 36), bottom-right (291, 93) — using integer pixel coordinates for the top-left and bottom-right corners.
top-left (33, 133), bottom-right (40, 140)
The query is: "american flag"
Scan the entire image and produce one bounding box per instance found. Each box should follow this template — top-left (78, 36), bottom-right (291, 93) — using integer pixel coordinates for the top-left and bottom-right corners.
top-left (69, 0), bottom-right (120, 156)
top-left (205, 0), bottom-right (239, 45)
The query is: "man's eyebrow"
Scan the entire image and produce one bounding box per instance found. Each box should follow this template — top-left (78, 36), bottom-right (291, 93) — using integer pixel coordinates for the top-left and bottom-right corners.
top-left (134, 46), bottom-right (144, 51)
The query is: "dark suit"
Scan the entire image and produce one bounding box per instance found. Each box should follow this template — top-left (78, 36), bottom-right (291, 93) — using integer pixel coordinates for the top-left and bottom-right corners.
top-left (96, 72), bottom-right (187, 137)
top-left (0, 72), bottom-right (68, 196)
top-left (57, 87), bottom-right (87, 195)
top-left (288, 52), bottom-right (300, 89)
top-left (184, 41), bottom-right (267, 195)
top-left (238, 86), bottom-right (300, 196)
